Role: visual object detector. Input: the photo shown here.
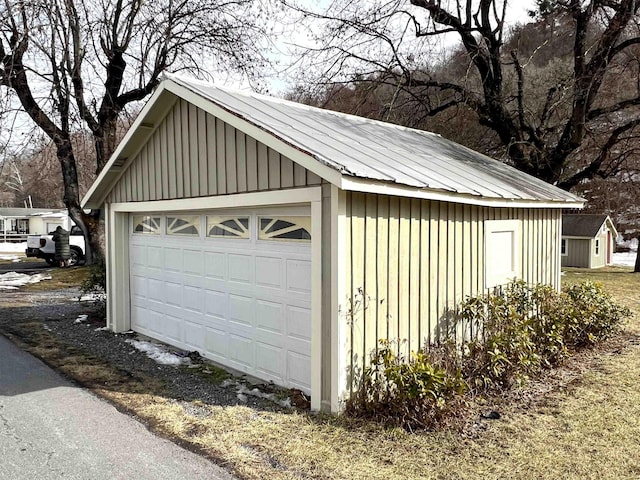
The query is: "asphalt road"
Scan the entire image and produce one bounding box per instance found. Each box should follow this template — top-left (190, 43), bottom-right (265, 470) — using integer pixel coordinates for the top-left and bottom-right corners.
top-left (0, 335), bottom-right (234, 480)
top-left (0, 258), bottom-right (51, 273)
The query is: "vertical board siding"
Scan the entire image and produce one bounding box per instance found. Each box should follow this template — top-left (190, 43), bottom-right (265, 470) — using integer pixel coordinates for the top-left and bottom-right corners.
top-left (397, 198), bottom-right (411, 357)
top-left (376, 197), bottom-right (389, 341)
top-left (188, 103), bottom-right (199, 197)
top-left (107, 102), bottom-right (322, 203)
top-left (387, 197), bottom-right (400, 348)
top-left (562, 238), bottom-right (591, 268)
top-left (364, 194), bottom-right (378, 361)
top-left (350, 193), bottom-right (366, 388)
top-left (345, 192), bottom-right (562, 388)
top-left (225, 123), bottom-right (237, 194)
top-left (181, 100), bottom-right (191, 198)
top-left (174, 103), bottom-right (184, 198)
top-left (197, 108), bottom-right (208, 196)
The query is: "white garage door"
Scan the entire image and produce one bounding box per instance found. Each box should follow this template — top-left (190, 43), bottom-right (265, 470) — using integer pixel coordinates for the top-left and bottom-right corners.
top-left (129, 208), bottom-right (312, 394)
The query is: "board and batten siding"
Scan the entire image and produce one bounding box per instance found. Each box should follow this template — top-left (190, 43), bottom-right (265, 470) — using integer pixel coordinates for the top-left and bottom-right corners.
top-left (344, 192), bottom-right (561, 389)
top-left (106, 99), bottom-right (322, 203)
top-left (561, 238), bottom-right (591, 268)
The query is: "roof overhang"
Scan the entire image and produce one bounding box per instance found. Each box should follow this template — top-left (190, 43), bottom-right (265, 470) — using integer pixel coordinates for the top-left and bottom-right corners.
top-left (340, 177), bottom-right (585, 209)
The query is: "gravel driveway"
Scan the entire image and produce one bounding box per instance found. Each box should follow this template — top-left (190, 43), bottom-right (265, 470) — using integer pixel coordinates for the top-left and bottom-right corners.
top-left (0, 284), bottom-right (296, 413)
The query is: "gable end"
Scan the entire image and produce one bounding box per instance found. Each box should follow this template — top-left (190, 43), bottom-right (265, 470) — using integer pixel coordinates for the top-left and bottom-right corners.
top-left (106, 99), bottom-right (322, 204)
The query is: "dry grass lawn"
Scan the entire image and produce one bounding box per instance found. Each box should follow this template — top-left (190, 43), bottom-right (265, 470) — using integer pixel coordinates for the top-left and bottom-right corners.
top-left (4, 266), bottom-right (640, 479)
top-left (22, 265), bottom-right (91, 291)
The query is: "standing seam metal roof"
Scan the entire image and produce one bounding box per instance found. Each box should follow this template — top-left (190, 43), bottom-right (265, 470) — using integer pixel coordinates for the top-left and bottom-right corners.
top-left (166, 75), bottom-right (583, 204)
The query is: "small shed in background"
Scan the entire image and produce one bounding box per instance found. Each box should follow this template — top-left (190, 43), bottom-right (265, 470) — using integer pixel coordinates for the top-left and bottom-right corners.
top-left (561, 214), bottom-right (617, 268)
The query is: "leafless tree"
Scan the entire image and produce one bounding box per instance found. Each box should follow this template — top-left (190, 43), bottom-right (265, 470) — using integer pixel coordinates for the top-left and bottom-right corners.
top-left (288, 0), bottom-right (640, 190)
top-left (1, 0), bottom-right (273, 262)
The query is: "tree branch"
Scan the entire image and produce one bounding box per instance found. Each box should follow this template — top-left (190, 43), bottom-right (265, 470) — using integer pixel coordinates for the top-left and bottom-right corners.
top-left (558, 117), bottom-right (640, 189)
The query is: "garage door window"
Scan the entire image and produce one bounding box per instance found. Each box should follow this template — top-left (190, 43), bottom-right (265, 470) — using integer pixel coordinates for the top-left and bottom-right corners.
top-left (258, 216), bottom-right (311, 241)
top-left (132, 215), bottom-right (161, 234)
top-left (167, 216), bottom-right (200, 236)
top-left (206, 216), bottom-right (250, 239)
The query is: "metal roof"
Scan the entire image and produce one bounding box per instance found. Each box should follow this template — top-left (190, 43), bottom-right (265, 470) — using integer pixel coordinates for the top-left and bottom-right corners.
top-left (82, 75), bottom-right (585, 209)
top-left (562, 214), bottom-right (615, 238)
top-left (168, 75), bottom-right (583, 205)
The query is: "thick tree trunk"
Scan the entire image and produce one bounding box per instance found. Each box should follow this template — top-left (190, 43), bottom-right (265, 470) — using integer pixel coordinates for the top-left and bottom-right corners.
top-left (634, 237), bottom-right (640, 273)
top-left (94, 114), bottom-right (119, 174)
top-left (56, 137), bottom-right (101, 264)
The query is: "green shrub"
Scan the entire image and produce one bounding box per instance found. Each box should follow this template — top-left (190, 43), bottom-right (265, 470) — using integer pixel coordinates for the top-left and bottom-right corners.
top-left (459, 280), bottom-right (631, 393)
top-left (460, 281), bottom-right (543, 391)
top-left (562, 281), bottom-right (631, 347)
top-left (346, 340), bottom-right (466, 430)
top-left (347, 280), bottom-right (630, 429)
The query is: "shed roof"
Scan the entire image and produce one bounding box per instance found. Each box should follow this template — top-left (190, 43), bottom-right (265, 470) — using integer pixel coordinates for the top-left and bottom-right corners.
top-left (83, 75), bottom-right (585, 209)
top-left (562, 214), bottom-right (617, 238)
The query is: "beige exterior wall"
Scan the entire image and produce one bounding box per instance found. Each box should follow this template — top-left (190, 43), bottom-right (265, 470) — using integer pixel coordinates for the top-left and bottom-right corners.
top-left (106, 99), bottom-right (322, 203)
top-left (562, 238), bottom-right (590, 268)
top-left (591, 231), bottom-right (608, 268)
top-left (343, 192), bottom-right (562, 390)
top-left (561, 237), bottom-right (609, 268)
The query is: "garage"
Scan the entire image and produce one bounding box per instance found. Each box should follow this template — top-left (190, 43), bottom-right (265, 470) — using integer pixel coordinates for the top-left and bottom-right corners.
top-left (129, 208), bottom-right (312, 393)
top-left (83, 75), bottom-right (583, 412)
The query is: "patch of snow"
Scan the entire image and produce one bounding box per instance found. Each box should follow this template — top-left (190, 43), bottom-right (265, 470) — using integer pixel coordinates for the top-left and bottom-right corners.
top-left (237, 393), bottom-right (248, 403)
top-left (0, 242), bottom-right (27, 253)
top-left (236, 384), bottom-right (292, 408)
top-left (0, 254), bottom-right (20, 262)
top-left (78, 293), bottom-right (105, 302)
top-left (0, 271), bottom-right (51, 290)
top-left (125, 339), bottom-right (189, 366)
top-left (617, 237), bottom-right (638, 250)
top-left (74, 314), bottom-right (89, 324)
top-left (612, 251), bottom-right (637, 267)
top-left (220, 379), bottom-right (235, 388)
top-left (94, 326), bottom-right (109, 331)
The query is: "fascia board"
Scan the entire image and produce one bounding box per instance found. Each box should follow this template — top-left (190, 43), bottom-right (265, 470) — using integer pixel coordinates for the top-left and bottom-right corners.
top-left (340, 177), bottom-right (586, 209)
